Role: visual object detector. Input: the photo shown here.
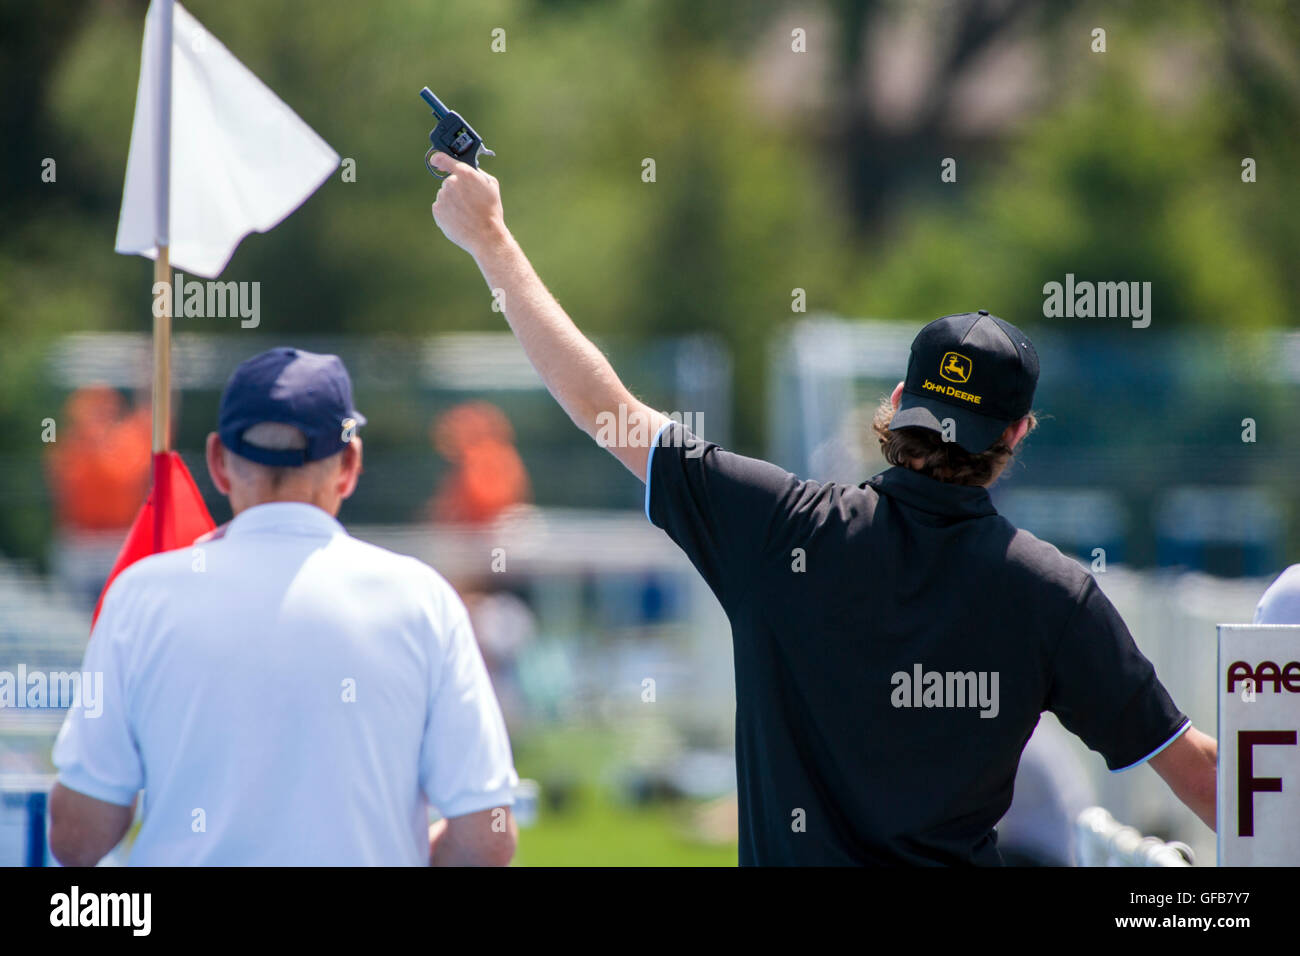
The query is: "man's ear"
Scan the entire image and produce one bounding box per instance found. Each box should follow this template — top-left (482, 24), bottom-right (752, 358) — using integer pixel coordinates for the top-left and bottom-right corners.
top-left (337, 437), bottom-right (363, 501)
top-left (1003, 417), bottom-right (1031, 450)
top-left (206, 433), bottom-right (233, 496)
top-left (890, 381), bottom-right (905, 409)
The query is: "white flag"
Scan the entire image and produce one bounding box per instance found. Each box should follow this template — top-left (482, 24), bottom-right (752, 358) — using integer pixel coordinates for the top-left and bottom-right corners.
top-left (115, 1), bottom-right (339, 278)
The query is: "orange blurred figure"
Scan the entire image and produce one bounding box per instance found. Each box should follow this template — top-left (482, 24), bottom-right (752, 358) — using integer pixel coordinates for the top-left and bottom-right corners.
top-left (46, 386), bottom-right (153, 530)
top-left (428, 401), bottom-right (530, 525)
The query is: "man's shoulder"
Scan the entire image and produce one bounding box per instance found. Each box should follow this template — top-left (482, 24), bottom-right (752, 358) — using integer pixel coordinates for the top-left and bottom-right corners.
top-left (93, 547), bottom-right (205, 633)
top-left (111, 531), bottom-right (435, 580)
top-left (109, 545), bottom-right (203, 593)
top-left (327, 534), bottom-right (466, 617)
top-left (107, 532), bottom-right (460, 612)
top-left (999, 520), bottom-right (1094, 604)
top-left (329, 532), bottom-right (436, 574)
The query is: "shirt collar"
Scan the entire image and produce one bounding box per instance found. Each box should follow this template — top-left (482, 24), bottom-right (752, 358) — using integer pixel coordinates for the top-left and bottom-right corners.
top-left (866, 466), bottom-right (998, 519)
top-left (225, 502), bottom-right (346, 539)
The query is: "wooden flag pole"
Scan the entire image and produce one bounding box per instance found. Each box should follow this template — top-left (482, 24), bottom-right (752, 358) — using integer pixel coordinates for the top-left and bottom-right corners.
top-left (151, 245), bottom-right (171, 555)
top-left (152, 245), bottom-right (171, 454)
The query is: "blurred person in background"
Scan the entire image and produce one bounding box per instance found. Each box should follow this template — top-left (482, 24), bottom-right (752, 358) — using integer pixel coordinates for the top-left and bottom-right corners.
top-left (462, 584), bottom-right (538, 724)
top-left (45, 385), bottom-right (152, 531)
top-left (44, 386), bottom-right (153, 606)
top-left (428, 400), bottom-right (531, 525)
top-left (427, 153), bottom-right (1217, 865)
top-left (49, 348), bottom-right (518, 866)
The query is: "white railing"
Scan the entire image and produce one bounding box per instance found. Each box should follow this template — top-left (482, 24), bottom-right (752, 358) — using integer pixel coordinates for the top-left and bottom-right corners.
top-left (1076, 806), bottom-right (1194, 866)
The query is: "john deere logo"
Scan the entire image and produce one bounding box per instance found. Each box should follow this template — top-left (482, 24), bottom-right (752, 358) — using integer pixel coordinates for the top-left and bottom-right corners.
top-left (940, 352), bottom-right (972, 384)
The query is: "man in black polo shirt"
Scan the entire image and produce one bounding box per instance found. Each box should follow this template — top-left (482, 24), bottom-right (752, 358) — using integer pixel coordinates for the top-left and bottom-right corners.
top-left (428, 153), bottom-right (1218, 865)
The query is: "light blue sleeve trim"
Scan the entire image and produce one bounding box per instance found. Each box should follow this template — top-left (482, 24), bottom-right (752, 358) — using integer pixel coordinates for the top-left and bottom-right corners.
top-left (1109, 718), bottom-right (1192, 773)
top-left (644, 420), bottom-right (676, 523)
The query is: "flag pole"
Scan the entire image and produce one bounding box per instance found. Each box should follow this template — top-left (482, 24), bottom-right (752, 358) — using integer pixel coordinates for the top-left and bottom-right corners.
top-left (153, 248), bottom-right (171, 455)
top-left (151, 0), bottom-right (175, 552)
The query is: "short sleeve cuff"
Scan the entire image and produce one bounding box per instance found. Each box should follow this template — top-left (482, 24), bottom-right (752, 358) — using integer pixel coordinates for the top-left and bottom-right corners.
top-left (1109, 717), bottom-right (1192, 773)
top-left (56, 768), bottom-right (139, 807)
top-left (434, 781), bottom-right (518, 820)
top-left (644, 419), bottom-right (677, 523)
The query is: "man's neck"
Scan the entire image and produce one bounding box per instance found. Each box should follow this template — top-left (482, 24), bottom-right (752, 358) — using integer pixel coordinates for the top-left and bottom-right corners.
top-left (899, 460), bottom-right (1002, 489)
top-left (229, 495), bottom-right (338, 518)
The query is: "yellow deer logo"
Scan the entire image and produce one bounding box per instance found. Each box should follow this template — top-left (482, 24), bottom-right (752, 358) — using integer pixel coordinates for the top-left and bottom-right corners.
top-left (940, 352), bottom-right (972, 384)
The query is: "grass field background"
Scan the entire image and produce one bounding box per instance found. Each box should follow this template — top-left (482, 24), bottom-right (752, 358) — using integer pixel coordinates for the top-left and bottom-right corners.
top-left (510, 726), bottom-right (737, 867)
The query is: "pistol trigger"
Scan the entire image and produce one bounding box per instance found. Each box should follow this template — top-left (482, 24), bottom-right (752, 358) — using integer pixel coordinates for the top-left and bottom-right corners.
top-left (425, 146), bottom-right (447, 179)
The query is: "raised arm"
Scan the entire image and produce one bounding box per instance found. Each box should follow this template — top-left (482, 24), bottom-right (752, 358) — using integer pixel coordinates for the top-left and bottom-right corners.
top-left (429, 152), bottom-right (668, 480)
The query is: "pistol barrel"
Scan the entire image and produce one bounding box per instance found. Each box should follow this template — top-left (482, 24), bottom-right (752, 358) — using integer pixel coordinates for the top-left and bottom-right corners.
top-left (419, 87), bottom-right (449, 120)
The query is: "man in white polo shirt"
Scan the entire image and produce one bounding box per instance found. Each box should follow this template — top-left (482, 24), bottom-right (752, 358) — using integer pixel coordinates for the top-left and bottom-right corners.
top-left (49, 347), bottom-right (518, 866)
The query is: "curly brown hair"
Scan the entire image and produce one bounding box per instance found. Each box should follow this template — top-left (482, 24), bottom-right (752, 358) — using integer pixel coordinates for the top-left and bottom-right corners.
top-left (871, 396), bottom-right (1037, 487)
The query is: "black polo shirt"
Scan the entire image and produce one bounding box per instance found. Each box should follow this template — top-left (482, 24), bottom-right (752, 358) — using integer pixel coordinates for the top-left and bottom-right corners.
top-left (646, 423), bottom-right (1188, 866)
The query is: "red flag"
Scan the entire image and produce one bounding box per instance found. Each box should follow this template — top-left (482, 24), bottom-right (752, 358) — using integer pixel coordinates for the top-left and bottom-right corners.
top-left (91, 451), bottom-right (216, 627)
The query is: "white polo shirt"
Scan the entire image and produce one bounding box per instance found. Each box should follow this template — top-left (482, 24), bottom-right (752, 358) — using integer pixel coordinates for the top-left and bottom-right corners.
top-left (53, 502), bottom-right (517, 866)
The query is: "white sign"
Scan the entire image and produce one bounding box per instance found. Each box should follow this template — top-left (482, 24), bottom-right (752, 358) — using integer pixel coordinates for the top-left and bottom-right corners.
top-left (1217, 624), bottom-right (1300, 866)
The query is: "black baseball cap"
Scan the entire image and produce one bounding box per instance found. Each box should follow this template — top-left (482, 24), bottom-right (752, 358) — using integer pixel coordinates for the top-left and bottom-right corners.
top-left (890, 311), bottom-right (1039, 453)
top-left (218, 347), bottom-right (367, 466)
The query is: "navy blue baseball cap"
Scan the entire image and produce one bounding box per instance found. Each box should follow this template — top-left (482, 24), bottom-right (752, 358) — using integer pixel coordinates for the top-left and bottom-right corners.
top-left (891, 311), bottom-right (1039, 453)
top-left (218, 347), bottom-right (367, 466)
